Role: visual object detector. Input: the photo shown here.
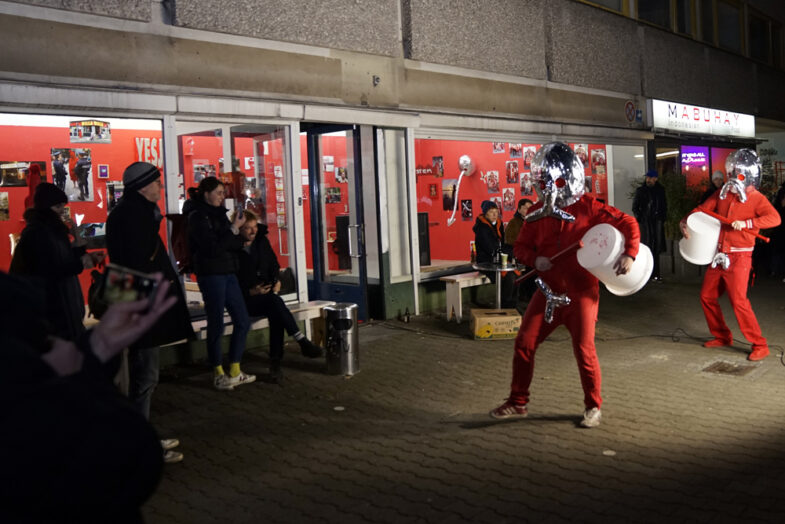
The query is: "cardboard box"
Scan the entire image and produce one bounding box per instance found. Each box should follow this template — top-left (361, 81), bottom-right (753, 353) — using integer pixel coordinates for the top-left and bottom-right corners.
top-left (470, 309), bottom-right (522, 340)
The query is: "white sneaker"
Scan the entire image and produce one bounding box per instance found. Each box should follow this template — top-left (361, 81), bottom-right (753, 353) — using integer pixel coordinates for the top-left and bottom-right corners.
top-left (580, 407), bottom-right (602, 428)
top-left (225, 371), bottom-right (256, 388)
top-left (160, 438), bottom-right (180, 451)
top-left (163, 450), bottom-right (183, 464)
top-left (214, 374), bottom-right (235, 391)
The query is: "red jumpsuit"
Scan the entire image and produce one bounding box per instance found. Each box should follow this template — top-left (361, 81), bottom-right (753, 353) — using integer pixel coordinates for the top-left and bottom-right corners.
top-left (511, 196), bottom-right (640, 409)
top-left (689, 189), bottom-right (780, 350)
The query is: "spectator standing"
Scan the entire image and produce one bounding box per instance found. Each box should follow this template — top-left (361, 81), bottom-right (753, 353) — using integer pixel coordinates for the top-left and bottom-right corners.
top-left (106, 162), bottom-right (194, 463)
top-left (505, 198), bottom-right (535, 304)
top-left (632, 169), bottom-right (667, 281)
top-left (185, 178), bottom-right (254, 390)
top-left (699, 171), bottom-right (725, 204)
top-left (235, 209), bottom-right (324, 381)
top-left (9, 183), bottom-right (100, 341)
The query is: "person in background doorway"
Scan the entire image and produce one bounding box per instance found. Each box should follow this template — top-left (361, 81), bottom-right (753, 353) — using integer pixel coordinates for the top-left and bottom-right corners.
top-left (632, 169), bottom-right (667, 281)
top-left (700, 171), bottom-right (725, 204)
top-left (106, 162), bottom-right (195, 464)
top-left (235, 209), bottom-right (323, 382)
top-left (681, 149), bottom-right (780, 361)
top-left (185, 177), bottom-right (254, 390)
top-left (473, 200), bottom-right (516, 308)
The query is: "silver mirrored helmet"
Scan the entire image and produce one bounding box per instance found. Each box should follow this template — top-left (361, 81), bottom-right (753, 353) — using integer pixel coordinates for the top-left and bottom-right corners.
top-left (526, 142), bottom-right (585, 223)
top-left (719, 148), bottom-right (761, 203)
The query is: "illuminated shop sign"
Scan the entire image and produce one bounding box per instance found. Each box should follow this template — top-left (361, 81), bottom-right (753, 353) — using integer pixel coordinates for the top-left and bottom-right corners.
top-left (650, 99), bottom-right (755, 138)
top-left (680, 146), bottom-right (707, 172)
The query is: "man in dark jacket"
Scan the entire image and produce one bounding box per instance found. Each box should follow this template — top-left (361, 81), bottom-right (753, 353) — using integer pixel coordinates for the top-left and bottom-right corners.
top-left (106, 162), bottom-right (194, 464)
top-left (504, 198), bottom-right (534, 304)
top-left (632, 170), bottom-right (667, 281)
top-left (473, 200), bottom-right (516, 308)
top-left (235, 210), bottom-right (323, 381)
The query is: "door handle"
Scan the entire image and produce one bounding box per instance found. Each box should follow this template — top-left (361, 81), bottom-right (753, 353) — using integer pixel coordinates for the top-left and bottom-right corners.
top-left (347, 223), bottom-right (363, 259)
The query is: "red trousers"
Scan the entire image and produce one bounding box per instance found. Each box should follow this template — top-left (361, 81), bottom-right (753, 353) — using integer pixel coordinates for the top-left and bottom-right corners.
top-left (700, 252), bottom-right (767, 348)
top-left (509, 285), bottom-right (602, 409)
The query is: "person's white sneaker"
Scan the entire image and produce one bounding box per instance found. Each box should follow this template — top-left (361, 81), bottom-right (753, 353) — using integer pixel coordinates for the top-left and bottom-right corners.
top-left (226, 371), bottom-right (256, 388)
top-left (163, 450), bottom-right (183, 464)
top-left (580, 407), bottom-right (602, 428)
top-left (213, 374), bottom-right (235, 391)
top-left (160, 438), bottom-right (180, 451)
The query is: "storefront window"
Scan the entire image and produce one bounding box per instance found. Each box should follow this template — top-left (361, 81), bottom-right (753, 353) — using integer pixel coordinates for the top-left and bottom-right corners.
top-left (413, 139), bottom-right (610, 273)
top-left (0, 113), bottom-right (164, 297)
top-left (681, 145), bottom-right (709, 189)
top-left (610, 145), bottom-right (646, 216)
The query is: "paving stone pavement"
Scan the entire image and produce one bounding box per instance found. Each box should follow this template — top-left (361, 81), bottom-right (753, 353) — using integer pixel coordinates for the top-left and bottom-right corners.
top-left (145, 275), bottom-right (785, 523)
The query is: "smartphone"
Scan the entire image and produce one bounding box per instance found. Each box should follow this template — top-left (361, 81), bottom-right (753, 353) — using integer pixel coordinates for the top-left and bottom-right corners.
top-left (98, 264), bottom-right (159, 309)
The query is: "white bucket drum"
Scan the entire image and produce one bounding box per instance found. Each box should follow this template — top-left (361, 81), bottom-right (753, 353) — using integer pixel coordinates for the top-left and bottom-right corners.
top-left (679, 212), bottom-right (721, 265)
top-left (576, 223), bottom-right (653, 296)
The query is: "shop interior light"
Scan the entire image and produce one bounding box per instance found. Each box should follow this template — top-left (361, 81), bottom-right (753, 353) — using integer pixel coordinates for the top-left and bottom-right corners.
top-left (656, 150), bottom-right (680, 158)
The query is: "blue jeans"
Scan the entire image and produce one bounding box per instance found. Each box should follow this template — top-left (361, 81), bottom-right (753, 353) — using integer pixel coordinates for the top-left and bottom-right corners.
top-left (128, 346), bottom-right (159, 420)
top-left (198, 274), bottom-right (250, 367)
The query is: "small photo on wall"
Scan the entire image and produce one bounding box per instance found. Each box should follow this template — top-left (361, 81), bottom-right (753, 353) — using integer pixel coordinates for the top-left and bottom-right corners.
top-left (505, 160), bottom-right (519, 184)
top-left (335, 167), bottom-right (348, 183)
top-left (484, 170), bottom-right (500, 194)
top-left (0, 161), bottom-right (44, 187)
top-left (98, 164), bottom-right (109, 180)
top-left (325, 187), bottom-right (342, 204)
top-left (461, 199), bottom-right (473, 221)
top-left (442, 179), bottom-right (458, 211)
top-left (67, 148), bottom-right (94, 202)
top-left (590, 148), bottom-right (606, 175)
top-left (523, 146), bottom-right (537, 169)
top-left (502, 188), bottom-right (516, 211)
top-left (432, 156), bottom-right (444, 178)
top-left (521, 172), bottom-right (534, 196)
top-left (428, 183), bottom-right (438, 198)
top-left (509, 144), bottom-right (522, 159)
top-left (492, 142), bottom-right (505, 154)
top-left (574, 144), bottom-right (588, 166)
top-left (69, 119), bottom-right (111, 144)
top-left (491, 196), bottom-right (502, 213)
top-left (106, 182), bottom-right (124, 214)
top-left (0, 192), bottom-right (9, 221)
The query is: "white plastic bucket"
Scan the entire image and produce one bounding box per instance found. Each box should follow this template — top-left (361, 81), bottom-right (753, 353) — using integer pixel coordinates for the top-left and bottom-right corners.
top-left (576, 223), bottom-right (653, 296)
top-left (678, 212), bottom-right (720, 265)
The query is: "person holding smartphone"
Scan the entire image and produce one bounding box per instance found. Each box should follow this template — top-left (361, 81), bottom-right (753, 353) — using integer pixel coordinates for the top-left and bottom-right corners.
top-left (185, 177), bottom-right (254, 390)
top-left (10, 183), bottom-right (102, 341)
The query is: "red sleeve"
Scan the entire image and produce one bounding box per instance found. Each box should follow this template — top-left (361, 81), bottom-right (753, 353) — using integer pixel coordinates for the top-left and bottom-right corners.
top-left (751, 193), bottom-right (781, 230)
top-left (590, 199), bottom-right (640, 259)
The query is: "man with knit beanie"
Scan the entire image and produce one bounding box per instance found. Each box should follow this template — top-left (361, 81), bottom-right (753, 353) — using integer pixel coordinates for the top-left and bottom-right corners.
top-left (106, 162), bottom-right (195, 464)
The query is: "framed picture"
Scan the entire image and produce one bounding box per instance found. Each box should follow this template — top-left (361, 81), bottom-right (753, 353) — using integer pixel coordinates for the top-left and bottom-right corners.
top-left (98, 164), bottom-right (109, 180)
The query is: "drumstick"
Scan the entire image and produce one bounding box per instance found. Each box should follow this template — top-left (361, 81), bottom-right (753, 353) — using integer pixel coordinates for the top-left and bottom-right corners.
top-left (700, 209), bottom-right (770, 243)
top-left (515, 240), bottom-right (583, 283)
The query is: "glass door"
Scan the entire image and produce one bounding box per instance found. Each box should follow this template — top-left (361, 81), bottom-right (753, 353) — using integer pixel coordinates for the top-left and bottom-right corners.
top-left (305, 125), bottom-right (369, 319)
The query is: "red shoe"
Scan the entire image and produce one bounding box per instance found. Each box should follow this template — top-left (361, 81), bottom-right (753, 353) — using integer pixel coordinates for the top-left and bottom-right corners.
top-left (490, 400), bottom-right (528, 419)
top-left (748, 346), bottom-right (770, 361)
top-left (703, 338), bottom-right (732, 348)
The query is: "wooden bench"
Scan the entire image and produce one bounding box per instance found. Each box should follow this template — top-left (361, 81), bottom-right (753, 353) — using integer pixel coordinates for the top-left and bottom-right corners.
top-left (191, 300), bottom-right (336, 341)
top-left (440, 271), bottom-right (491, 323)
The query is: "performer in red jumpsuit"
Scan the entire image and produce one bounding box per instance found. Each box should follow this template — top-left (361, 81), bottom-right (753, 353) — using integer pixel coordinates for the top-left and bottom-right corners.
top-left (490, 143), bottom-right (640, 428)
top-left (681, 149), bottom-right (780, 361)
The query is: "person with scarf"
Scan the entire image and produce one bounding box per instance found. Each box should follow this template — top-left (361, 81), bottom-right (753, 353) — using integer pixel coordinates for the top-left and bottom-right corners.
top-left (473, 200), bottom-right (516, 308)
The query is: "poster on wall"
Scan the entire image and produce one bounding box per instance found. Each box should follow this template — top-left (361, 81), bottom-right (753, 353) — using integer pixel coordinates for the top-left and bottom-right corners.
top-left (493, 142), bottom-right (505, 154)
top-left (521, 172), bottom-right (534, 196)
top-left (0, 161), bottom-right (45, 187)
top-left (106, 182), bottom-right (124, 214)
top-left (432, 156), bottom-right (444, 177)
top-left (484, 170), bottom-right (500, 194)
top-left (69, 120), bottom-right (111, 144)
top-left (98, 164), bottom-right (109, 180)
top-left (523, 146), bottom-right (536, 169)
top-left (442, 179), bottom-right (457, 211)
top-left (461, 199), bottom-right (472, 221)
top-left (0, 192), bottom-right (8, 221)
top-left (335, 167), bottom-right (348, 183)
top-left (505, 161), bottom-right (519, 183)
top-left (428, 183), bottom-right (438, 198)
top-left (491, 196), bottom-right (502, 212)
top-left (509, 144), bottom-right (522, 158)
top-left (573, 144), bottom-right (588, 167)
top-left (502, 188), bottom-right (516, 211)
top-left (322, 156), bottom-right (334, 174)
top-left (325, 187), bottom-right (341, 204)
top-left (590, 148), bottom-right (606, 175)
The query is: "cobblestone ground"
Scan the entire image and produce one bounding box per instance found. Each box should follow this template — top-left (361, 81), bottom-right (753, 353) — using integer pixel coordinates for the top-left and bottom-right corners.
top-left (145, 275), bottom-right (785, 523)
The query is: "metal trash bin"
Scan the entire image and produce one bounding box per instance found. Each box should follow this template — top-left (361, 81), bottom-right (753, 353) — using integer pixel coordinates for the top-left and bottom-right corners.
top-left (323, 302), bottom-right (359, 376)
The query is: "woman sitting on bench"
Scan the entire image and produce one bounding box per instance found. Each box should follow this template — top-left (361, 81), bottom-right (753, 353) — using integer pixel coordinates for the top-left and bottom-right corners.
top-left (235, 209), bottom-right (323, 381)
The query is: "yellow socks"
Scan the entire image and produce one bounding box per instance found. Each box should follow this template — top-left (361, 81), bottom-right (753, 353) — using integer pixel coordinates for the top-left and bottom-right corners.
top-left (229, 362), bottom-right (241, 378)
top-left (214, 365), bottom-right (225, 377)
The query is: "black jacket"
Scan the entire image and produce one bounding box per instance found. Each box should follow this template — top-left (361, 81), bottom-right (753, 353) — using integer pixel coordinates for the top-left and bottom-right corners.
top-left (184, 198), bottom-right (244, 276)
top-left (236, 224), bottom-right (280, 301)
top-left (473, 215), bottom-right (510, 264)
top-left (632, 182), bottom-right (667, 253)
top-left (9, 208), bottom-right (86, 341)
top-left (106, 190), bottom-right (194, 349)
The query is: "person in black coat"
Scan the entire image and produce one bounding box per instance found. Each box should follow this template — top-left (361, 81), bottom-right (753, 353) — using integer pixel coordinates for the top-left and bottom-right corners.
top-left (185, 177), bottom-right (254, 391)
top-left (473, 200), bottom-right (516, 308)
top-left (0, 271), bottom-right (177, 524)
top-left (699, 171), bottom-right (724, 204)
top-left (106, 162), bottom-right (194, 463)
top-left (10, 183), bottom-right (101, 341)
top-left (235, 210), bottom-right (323, 381)
top-left (632, 170), bottom-right (667, 281)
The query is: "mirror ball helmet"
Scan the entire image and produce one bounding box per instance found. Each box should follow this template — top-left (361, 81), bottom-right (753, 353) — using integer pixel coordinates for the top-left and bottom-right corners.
top-left (719, 148), bottom-right (761, 202)
top-left (526, 142), bottom-right (585, 222)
